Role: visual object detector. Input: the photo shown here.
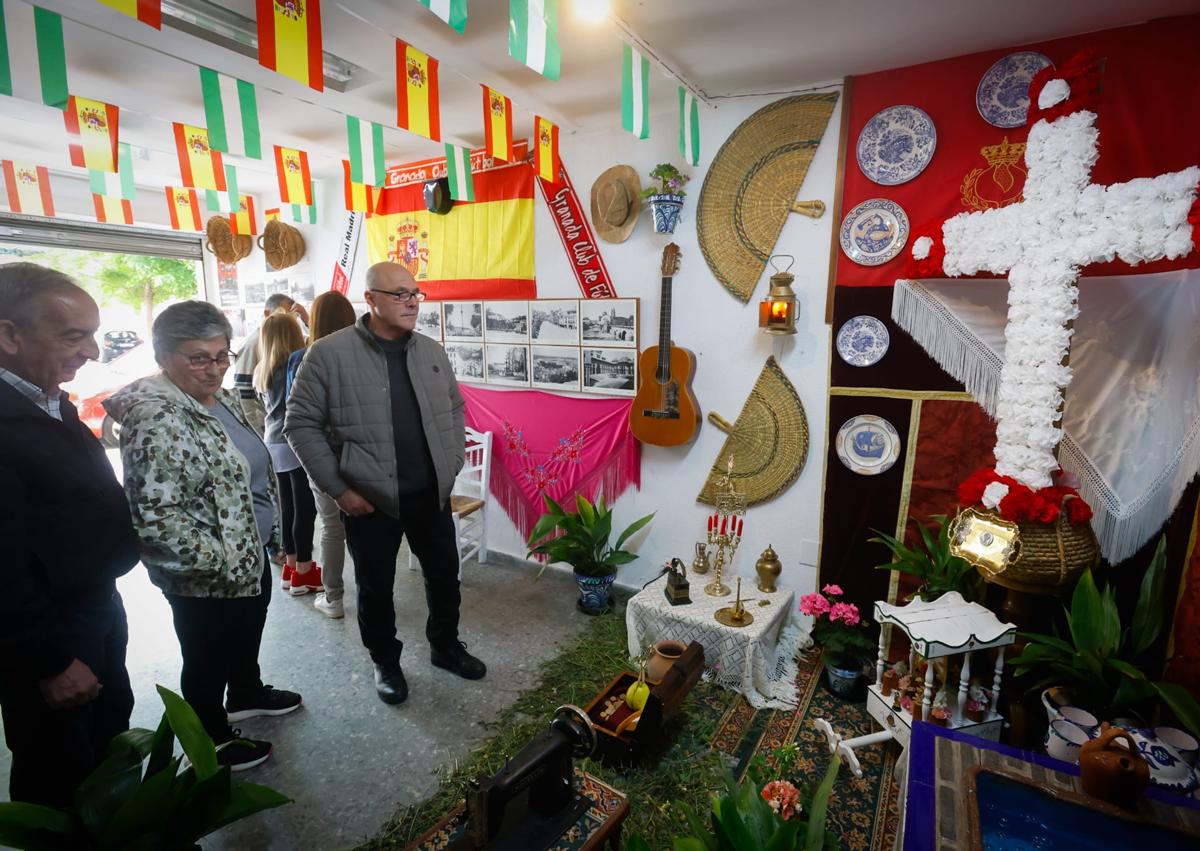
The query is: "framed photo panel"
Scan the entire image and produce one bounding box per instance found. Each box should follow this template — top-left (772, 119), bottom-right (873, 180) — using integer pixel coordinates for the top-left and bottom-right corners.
top-left (444, 342), bottom-right (484, 383)
top-left (531, 345), bottom-right (581, 392)
top-left (580, 298), bottom-right (637, 347)
top-left (581, 347), bottom-right (636, 395)
top-left (485, 344), bottom-right (530, 386)
top-left (415, 301), bottom-right (442, 340)
top-left (484, 301), bottom-right (530, 343)
top-left (530, 300), bottom-right (580, 345)
top-left (444, 302), bottom-right (483, 341)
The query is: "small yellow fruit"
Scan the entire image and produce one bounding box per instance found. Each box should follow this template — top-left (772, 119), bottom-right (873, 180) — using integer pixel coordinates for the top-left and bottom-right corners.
top-left (625, 680), bottom-right (650, 710)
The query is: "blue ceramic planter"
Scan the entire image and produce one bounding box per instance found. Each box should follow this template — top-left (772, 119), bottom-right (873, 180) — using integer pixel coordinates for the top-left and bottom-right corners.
top-left (575, 572), bottom-right (616, 614)
top-left (649, 194), bottom-right (685, 234)
top-left (825, 663), bottom-right (862, 697)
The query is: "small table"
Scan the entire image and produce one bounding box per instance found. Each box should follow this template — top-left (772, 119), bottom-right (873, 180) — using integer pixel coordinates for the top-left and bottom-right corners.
top-left (404, 768), bottom-right (629, 851)
top-left (626, 574), bottom-right (809, 710)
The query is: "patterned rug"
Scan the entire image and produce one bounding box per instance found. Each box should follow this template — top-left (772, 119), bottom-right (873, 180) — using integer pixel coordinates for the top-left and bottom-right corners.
top-left (710, 647), bottom-right (903, 851)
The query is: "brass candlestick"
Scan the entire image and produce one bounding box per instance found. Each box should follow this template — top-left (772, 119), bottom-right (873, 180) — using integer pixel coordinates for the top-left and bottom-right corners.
top-left (715, 577), bottom-right (755, 627)
top-left (704, 456), bottom-right (746, 597)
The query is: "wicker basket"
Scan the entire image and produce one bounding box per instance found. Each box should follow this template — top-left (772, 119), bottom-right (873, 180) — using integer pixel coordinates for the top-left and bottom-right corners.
top-left (991, 499), bottom-right (1100, 594)
top-left (205, 217), bottom-right (254, 264)
top-left (257, 219), bottom-right (306, 270)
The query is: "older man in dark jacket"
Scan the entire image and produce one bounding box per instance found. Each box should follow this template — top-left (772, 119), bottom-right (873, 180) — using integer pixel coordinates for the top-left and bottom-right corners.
top-left (0, 263), bottom-right (140, 806)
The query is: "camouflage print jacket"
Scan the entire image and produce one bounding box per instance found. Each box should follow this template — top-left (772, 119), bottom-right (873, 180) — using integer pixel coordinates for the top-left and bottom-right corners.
top-left (103, 374), bottom-right (280, 598)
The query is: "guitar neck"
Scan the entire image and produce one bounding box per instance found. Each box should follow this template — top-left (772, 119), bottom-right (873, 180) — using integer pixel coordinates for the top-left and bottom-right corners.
top-left (657, 274), bottom-right (673, 379)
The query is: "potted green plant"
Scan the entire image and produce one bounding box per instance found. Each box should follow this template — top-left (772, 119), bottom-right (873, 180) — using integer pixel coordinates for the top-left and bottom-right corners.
top-left (639, 163), bottom-right (690, 234)
top-left (869, 514), bottom-right (986, 603)
top-left (800, 585), bottom-right (877, 697)
top-left (526, 493), bottom-right (654, 614)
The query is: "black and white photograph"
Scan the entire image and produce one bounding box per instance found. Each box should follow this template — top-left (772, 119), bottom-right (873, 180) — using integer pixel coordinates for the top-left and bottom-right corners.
top-left (415, 301), bottom-right (442, 339)
top-left (580, 298), bottom-right (637, 347)
top-left (444, 342), bottom-right (484, 382)
top-left (485, 344), bottom-right (530, 386)
top-left (484, 301), bottom-right (530, 343)
top-left (531, 346), bottom-right (581, 392)
top-left (582, 347), bottom-right (637, 395)
top-left (530, 299), bottom-right (580, 344)
top-left (444, 301), bottom-right (483, 340)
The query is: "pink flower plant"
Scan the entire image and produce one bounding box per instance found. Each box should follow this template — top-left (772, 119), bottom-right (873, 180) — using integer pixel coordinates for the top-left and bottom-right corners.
top-left (799, 593), bottom-right (831, 617)
top-left (760, 779), bottom-right (802, 821)
top-left (829, 602), bottom-right (861, 626)
top-left (800, 585), bottom-right (875, 670)
top-left (822, 583), bottom-right (844, 596)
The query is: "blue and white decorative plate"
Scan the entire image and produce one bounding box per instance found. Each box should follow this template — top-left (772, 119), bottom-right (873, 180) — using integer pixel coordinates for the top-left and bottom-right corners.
top-left (856, 106), bottom-right (936, 186)
top-left (839, 199), bottom-right (909, 266)
top-left (835, 415), bottom-right (901, 476)
top-left (976, 51), bottom-right (1053, 129)
top-left (836, 316), bottom-right (890, 367)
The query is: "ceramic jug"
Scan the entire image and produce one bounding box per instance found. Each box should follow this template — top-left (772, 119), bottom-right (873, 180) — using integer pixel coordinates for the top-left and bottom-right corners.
top-left (1079, 723), bottom-right (1150, 810)
top-left (644, 640), bottom-right (687, 684)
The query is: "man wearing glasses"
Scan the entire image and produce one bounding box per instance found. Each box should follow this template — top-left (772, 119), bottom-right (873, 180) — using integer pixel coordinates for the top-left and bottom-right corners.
top-left (287, 262), bottom-right (485, 705)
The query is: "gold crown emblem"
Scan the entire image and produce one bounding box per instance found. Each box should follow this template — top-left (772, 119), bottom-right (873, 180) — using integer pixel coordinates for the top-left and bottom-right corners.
top-left (189, 134), bottom-right (209, 155)
top-left (960, 135), bottom-right (1027, 212)
top-left (176, 194), bottom-right (191, 208)
top-left (979, 136), bottom-right (1025, 168)
top-left (489, 94), bottom-right (505, 116)
top-left (539, 127), bottom-right (552, 146)
top-left (81, 108), bottom-right (107, 131)
top-left (17, 169), bottom-right (36, 184)
top-left (274, 0), bottom-right (303, 20)
top-left (407, 59), bottom-right (426, 89)
top-left (286, 156), bottom-right (301, 173)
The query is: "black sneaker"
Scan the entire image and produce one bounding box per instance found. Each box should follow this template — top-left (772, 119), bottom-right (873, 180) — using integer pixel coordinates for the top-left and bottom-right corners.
top-left (431, 642), bottom-right (487, 680)
top-left (226, 685), bottom-right (303, 722)
top-left (374, 664), bottom-right (408, 705)
top-left (216, 731), bottom-right (272, 772)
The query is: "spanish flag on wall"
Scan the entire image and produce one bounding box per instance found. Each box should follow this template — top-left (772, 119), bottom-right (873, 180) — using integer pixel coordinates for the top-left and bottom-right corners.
top-left (396, 40), bottom-right (440, 141)
top-left (342, 160), bottom-right (377, 213)
top-left (255, 0), bottom-right (323, 91)
top-left (534, 115), bottom-right (560, 184)
top-left (274, 145), bottom-right (312, 206)
top-left (93, 193), bottom-right (133, 225)
top-left (265, 207), bottom-right (281, 222)
top-left (97, 0), bottom-right (161, 28)
top-left (165, 186), bottom-right (202, 231)
top-left (173, 123), bottom-right (226, 191)
top-left (2, 160), bottom-right (54, 216)
top-left (230, 194), bottom-right (257, 236)
top-left (481, 85), bottom-right (513, 162)
top-left (65, 96), bottom-right (120, 172)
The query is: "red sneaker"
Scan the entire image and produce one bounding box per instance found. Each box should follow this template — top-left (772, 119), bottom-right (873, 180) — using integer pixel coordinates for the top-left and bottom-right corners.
top-left (281, 563), bottom-right (295, 590)
top-left (289, 565), bottom-right (323, 596)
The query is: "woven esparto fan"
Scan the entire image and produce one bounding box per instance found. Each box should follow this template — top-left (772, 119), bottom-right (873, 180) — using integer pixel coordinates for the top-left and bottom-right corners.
top-left (697, 93), bottom-right (838, 302)
top-left (697, 356), bottom-right (809, 506)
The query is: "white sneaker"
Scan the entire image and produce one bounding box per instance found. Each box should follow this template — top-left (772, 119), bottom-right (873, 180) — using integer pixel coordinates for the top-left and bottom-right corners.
top-left (313, 592), bottom-right (344, 619)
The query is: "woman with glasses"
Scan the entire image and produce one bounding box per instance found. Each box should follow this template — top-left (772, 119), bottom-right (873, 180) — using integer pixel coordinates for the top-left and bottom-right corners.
top-left (103, 300), bottom-right (301, 772)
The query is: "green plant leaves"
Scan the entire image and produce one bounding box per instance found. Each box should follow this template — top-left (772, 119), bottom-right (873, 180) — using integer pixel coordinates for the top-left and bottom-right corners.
top-left (1149, 681), bottom-right (1200, 740)
top-left (0, 803), bottom-right (77, 849)
top-left (157, 685), bottom-right (217, 781)
top-left (1068, 570), bottom-right (1106, 653)
top-left (803, 756), bottom-right (840, 851)
top-left (615, 512), bottom-right (655, 552)
top-left (1130, 536), bottom-right (1167, 658)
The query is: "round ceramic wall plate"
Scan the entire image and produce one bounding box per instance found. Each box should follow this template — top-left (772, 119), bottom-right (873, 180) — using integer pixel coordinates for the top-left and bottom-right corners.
top-left (856, 106), bottom-right (936, 186)
top-left (835, 415), bottom-right (901, 476)
top-left (839, 199), bottom-right (910, 266)
top-left (976, 51), bottom-right (1053, 129)
top-left (836, 315), bottom-right (891, 367)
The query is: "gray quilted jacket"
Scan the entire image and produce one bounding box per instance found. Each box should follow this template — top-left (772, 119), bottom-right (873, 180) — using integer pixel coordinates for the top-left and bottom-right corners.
top-left (284, 315), bottom-right (465, 518)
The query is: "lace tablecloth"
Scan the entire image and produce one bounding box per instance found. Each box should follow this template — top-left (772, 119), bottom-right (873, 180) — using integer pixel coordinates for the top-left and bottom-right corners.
top-left (626, 575), bottom-right (811, 710)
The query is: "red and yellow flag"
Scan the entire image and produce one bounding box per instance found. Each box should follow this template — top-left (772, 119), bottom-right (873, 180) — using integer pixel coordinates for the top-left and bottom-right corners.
top-left (342, 160), bottom-right (377, 213)
top-left (165, 186), bottom-right (202, 231)
top-left (230, 195), bottom-right (257, 235)
top-left (173, 123), bottom-right (226, 191)
top-left (273, 145), bottom-right (312, 205)
top-left (97, 0), bottom-right (161, 28)
top-left (64, 96), bottom-right (120, 172)
top-left (256, 0), bottom-right (323, 91)
top-left (265, 207), bottom-right (281, 222)
top-left (396, 40), bottom-right (440, 141)
top-left (2, 161), bottom-right (55, 216)
top-left (534, 115), bottom-right (560, 184)
top-left (481, 85), bottom-right (513, 162)
top-left (93, 193), bottom-right (133, 225)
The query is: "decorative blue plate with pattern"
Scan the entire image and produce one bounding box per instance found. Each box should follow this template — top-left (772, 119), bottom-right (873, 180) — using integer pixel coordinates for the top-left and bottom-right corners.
top-left (976, 51), bottom-right (1054, 129)
top-left (856, 106), bottom-right (936, 186)
top-left (837, 316), bottom-right (890, 367)
top-left (839, 199), bottom-right (909, 266)
top-left (835, 415), bottom-right (901, 476)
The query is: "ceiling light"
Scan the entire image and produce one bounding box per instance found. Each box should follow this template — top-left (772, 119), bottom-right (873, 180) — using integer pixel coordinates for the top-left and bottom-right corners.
top-left (573, 0), bottom-right (612, 25)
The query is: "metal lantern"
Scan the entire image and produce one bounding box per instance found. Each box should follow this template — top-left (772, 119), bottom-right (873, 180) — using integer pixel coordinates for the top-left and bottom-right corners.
top-left (759, 255), bottom-right (798, 335)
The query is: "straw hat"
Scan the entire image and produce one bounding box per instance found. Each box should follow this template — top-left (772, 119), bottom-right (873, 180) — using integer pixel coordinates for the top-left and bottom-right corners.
top-left (590, 165), bottom-right (642, 244)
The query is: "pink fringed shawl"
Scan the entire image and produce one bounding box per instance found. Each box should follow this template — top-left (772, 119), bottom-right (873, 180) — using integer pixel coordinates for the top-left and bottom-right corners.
top-left (460, 385), bottom-right (641, 540)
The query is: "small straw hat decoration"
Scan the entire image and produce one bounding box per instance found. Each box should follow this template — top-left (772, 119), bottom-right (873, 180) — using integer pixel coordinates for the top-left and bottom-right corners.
top-left (590, 165), bottom-right (643, 244)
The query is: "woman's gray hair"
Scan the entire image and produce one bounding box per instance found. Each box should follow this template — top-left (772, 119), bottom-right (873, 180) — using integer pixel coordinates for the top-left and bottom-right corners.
top-left (152, 300), bottom-right (232, 364)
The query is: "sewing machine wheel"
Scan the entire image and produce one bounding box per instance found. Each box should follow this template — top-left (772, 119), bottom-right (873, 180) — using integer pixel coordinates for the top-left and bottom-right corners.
top-left (552, 704), bottom-right (598, 759)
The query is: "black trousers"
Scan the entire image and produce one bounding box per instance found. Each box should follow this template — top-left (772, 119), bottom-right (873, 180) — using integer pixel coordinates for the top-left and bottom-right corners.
top-left (276, 467), bottom-right (317, 563)
top-left (343, 488), bottom-right (461, 667)
top-left (165, 562), bottom-right (270, 743)
top-left (0, 591), bottom-right (133, 807)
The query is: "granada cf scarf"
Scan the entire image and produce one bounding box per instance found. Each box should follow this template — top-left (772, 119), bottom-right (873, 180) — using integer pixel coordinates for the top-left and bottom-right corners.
top-left (460, 385), bottom-right (640, 539)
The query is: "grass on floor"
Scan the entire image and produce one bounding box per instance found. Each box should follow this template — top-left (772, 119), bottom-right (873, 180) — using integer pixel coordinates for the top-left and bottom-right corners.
top-left (356, 597), bottom-right (734, 850)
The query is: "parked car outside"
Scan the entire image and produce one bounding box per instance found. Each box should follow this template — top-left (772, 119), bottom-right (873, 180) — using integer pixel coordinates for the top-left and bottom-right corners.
top-left (66, 342), bottom-right (160, 446)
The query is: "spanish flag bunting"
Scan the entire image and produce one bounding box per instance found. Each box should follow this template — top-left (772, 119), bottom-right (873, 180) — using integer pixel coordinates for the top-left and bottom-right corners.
top-left (396, 40), bottom-right (440, 141)
top-left (88, 142), bottom-right (135, 200)
top-left (173, 123), bottom-right (226, 191)
top-left (230, 194), bottom-right (257, 236)
top-left (265, 207), bottom-right (281, 222)
top-left (342, 160), bottom-right (376, 213)
top-left (256, 0), bottom-right (323, 91)
top-left (93, 193), bottom-right (133, 225)
top-left (481, 85), bottom-right (513, 162)
top-left (2, 160), bottom-right (54, 216)
top-left (97, 0), bottom-right (161, 28)
top-left (34, 6), bottom-right (67, 109)
top-left (534, 115), bottom-right (559, 184)
top-left (274, 145), bottom-right (312, 206)
top-left (165, 186), bottom-right (202, 231)
top-left (65, 96), bottom-right (120, 172)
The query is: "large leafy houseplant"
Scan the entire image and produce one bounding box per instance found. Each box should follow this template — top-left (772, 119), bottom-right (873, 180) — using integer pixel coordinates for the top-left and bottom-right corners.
top-left (0, 685), bottom-right (290, 850)
top-left (1009, 537), bottom-right (1200, 738)
top-left (870, 514), bottom-right (985, 603)
top-left (526, 494), bottom-right (654, 578)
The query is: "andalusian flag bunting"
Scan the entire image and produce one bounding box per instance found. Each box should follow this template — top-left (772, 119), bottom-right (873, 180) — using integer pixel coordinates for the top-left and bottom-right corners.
top-left (621, 43), bottom-right (649, 139)
top-left (88, 142), bottom-right (135, 199)
top-left (65, 96), bottom-right (120, 172)
top-left (165, 186), bottom-right (202, 231)
top-left (265, 207), bottom-right (280, 222)
top-left (205, 164), bottom-right (241, 213)
top-left (230, 195), bottom-right (256, 235)
top-left (534, 115), bottom-right (559, 183)
top-left (274, 145), bottom-right (312, 206)
top-left (34, 6), bottom-right (67, 109)
top-left (396, 40), bottom-right (440, 141)
top-left (444, 144), bottom-right (474, 201)
top-left (2, 160), bottom-right (54, 216)
top-left (508, 0), bottom-right (559, 80)
top-left (679, 86), bottom-right (699, 165)
top-left (97, 0), bottom-right (161, 28)
top-left (342, 160), bottom-right (377, 213)
top-left (200, 67), bottom-right (262, 159)
top-left (346, 115), bottom-right (385, 187)
top-left (289, 180), bottom-right (316, 224)
top-left (173, 123), bottom-right (226, 191)
top-left (481, 85), bottom-right (513, 162)
top-left (92, 193), bottom-right (133, 225)
top-left (256, 0), bottom-right (323, 91)
top-left (416, 0), bottom-right (467, 34)
top-left (0, 0), bottom-right (13, 97)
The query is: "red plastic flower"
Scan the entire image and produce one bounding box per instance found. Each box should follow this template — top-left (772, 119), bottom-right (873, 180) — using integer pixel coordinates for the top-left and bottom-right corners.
top-left (761, 780), bottom-right (802, 821)
top-left (1065, 496), bottom-right (1094, 524)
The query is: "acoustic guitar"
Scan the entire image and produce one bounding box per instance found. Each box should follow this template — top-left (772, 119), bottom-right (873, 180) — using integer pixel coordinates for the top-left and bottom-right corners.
top-left (629, 244), bottom-right (701, 446)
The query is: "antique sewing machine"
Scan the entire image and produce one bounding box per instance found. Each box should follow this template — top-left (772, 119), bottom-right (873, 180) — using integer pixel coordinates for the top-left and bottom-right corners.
top-left (449, 704), bottom-right (599, 851)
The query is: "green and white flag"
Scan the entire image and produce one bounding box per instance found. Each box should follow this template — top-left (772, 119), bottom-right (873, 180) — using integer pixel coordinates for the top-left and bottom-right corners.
top-left (508, 0), bottom-right (559, 80)
top-left (444, 143), bottom-right (474, 202)
top-left (0, 0), bottom-right (13, 97)
top-left (679, 86), bottom-right (699, 165)
top-left (621, 42), bottom-right (649, 139)
top-left (34, 5), bottom-right (67, 109)
top-left (200, 67), bottom-right (262, 159)
top-left (205, 164), bottom-right (240, 213)
top-left (346, 115), bottom-right (386, 187)
top-left (290, 180), bottom-right (317, 224)
top-left (416, 0), bottom-right (468, 34)
top-left (88, 142), bottom-right (135, 199)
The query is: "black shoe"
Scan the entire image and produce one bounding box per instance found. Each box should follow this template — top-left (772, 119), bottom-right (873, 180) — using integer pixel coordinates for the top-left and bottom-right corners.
top-left (374, 664), bottom-right (408, 705)
top-left (431, 641), bottom-right (487, 680)
top-left (226, 685), bottom-right (303, 722)
top-left (216, 731), bottom-right (273, 772)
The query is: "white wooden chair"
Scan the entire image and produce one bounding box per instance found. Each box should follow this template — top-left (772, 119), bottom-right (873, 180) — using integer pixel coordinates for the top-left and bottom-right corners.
top-left (410, 427), bottom-right (492, 576)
